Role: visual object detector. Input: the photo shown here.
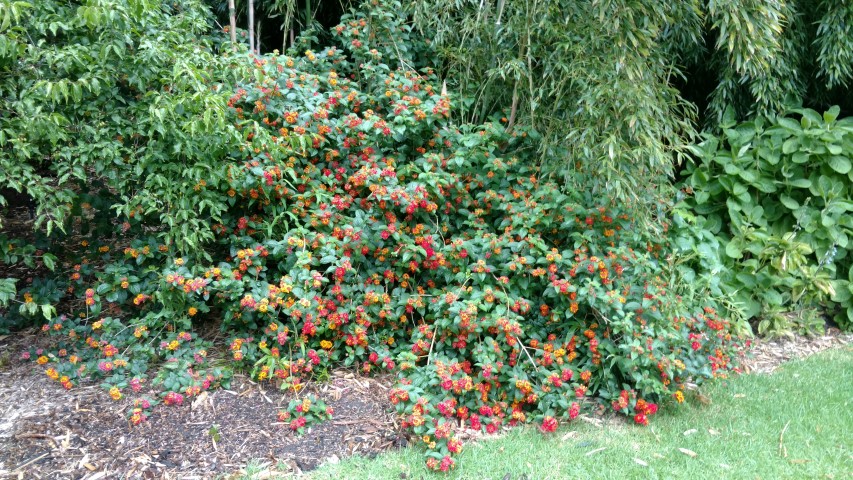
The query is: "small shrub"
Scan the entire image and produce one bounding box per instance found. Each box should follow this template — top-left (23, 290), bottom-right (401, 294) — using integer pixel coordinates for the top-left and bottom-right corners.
top-left (277, 394), bottom-right (334, 434)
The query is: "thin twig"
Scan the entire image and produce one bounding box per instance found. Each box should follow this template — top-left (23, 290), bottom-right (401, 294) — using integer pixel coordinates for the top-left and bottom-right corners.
top-left (425, 324), bottom-right (437, 366)
top-left (11, 452), bottom-right (50, 472)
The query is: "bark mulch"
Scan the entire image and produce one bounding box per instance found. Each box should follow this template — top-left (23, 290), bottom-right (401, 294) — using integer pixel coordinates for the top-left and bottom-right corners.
top-left (740, 328), bottom-right (853, 374)
top-left (0, 332), bottom-right (402, 480)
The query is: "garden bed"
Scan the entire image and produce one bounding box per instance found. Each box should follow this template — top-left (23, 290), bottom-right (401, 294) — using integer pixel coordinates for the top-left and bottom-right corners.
top-left (0, 332), bottom-right (401, 479)
top-left (1, 328), bottom-right (850, 479)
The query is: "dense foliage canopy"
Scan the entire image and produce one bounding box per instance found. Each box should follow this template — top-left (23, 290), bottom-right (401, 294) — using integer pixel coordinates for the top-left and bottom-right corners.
top-left (0, 0), bottom-right (851, 472)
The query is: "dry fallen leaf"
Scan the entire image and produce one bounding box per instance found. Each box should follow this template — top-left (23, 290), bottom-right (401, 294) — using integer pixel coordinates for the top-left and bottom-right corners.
top-left (83, 463), bottom-right (98, 471)
top-left (561, 431), bottom-right (579, 441)
top-left (585, 447), bottom-right (607, 456)
top-left (191, 391), bottom-right (209, 411)
top-left (633, 458), bottom-right (648, 467)
top-left (734, 393), bottom-right (746, 398)
top-left (708, 428), bottom-right (721, 436)
top-left (678, 448), bottom-right (698, 458)
top-left (788, 459), bottom-right (810, 464)
top-left (683, 428), bottom-right (698, 436)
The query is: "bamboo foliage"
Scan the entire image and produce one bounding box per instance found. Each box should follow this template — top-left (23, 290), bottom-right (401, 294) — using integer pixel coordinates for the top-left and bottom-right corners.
top-left (815, 0), bottom-right (853, 89)
top-left (409, 0), bottom-right (696, 209)
top-left (406, 0), bottom-right (853, 206)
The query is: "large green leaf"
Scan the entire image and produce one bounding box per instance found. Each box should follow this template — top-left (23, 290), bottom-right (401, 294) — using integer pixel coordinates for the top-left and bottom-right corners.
top-left (828, 156), bottom-right (851, 174)
top-left (725, 239), bottom-right (743, 259)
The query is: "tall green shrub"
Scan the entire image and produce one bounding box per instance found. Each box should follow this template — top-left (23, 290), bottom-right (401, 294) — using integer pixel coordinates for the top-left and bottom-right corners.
top-left (0, 0), bottom-right (246, 248)
top-left (682, 107), bottom-right (853, 334)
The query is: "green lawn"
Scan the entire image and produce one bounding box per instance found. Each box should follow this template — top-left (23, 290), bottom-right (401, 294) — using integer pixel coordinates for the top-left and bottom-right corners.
top-left (307, 346), bottom-right (852, 480)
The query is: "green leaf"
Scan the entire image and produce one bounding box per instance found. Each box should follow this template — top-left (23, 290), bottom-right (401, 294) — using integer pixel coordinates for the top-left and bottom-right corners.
top-left (763, 290), bottom-right (784, 307)
top-left (777, 117), bottom-right (802, 131)
top-left (791, 152), bottom-right (809, 164)
top-left (737, 169), bottom-right (757, 182)
top-left (42, 254), bottom-right (56, 271)
top-left (823, 106), bottom-right (840, 123)
top-left (782, 138), bottom-right (799, 154)
top-left (779, 195), bottom-right (799, 210)
top-left (724, 240), bottom-right (743, 259)
top-left (40, 304), bottom-right (55, 320)
top-left (828, 156), bottom-right (851, 174)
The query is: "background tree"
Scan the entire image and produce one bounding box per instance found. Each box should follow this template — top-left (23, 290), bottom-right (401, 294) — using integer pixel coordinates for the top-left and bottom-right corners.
top-left (402, 0), bottom-right (853, 212)
top-left (0, 0), bottom-right (245, 250)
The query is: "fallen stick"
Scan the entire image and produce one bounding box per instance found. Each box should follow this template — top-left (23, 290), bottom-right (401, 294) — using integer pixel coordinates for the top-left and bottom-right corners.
top-left (11, 452), bottom-right (50, 472)
top-left (585, 447), bottom-right (606, 456)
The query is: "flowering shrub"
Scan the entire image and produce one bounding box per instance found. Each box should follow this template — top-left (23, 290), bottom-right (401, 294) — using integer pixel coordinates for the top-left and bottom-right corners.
top-left (277, 394), bottom-right (334, 434)
top-left (6, 0), bottom-right (746, 472)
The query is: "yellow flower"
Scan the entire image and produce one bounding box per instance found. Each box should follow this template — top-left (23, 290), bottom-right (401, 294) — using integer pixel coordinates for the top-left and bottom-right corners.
top-left (188, 307), bottom-right (198, 316)
top-left (109, 386), bottom-right (122, 401)
top-left (37, 356), bottom-right (49, 365)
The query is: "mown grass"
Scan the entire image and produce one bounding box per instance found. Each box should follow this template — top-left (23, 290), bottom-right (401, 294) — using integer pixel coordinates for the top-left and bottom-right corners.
top-left (304, 346), bottom-right (852, 480)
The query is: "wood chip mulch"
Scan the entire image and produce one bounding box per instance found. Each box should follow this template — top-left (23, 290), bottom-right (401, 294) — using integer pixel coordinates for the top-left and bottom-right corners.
top-left (0, 332), bottom-right (403, 480)
top-left (740, 328), bottom-right (853, 374)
